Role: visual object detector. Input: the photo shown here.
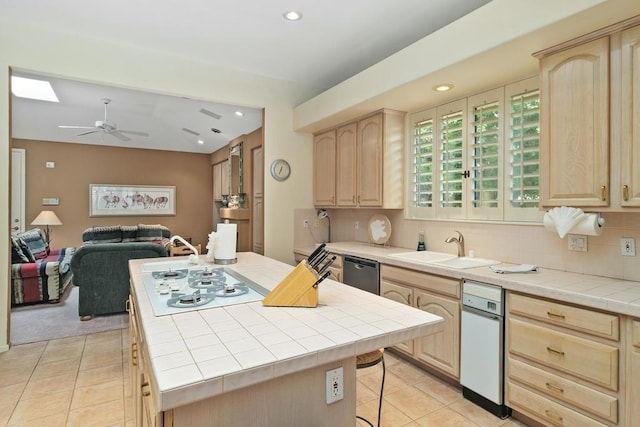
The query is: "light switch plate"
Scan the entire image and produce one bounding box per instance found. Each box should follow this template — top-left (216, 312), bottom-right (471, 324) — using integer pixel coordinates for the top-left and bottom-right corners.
top-left (42, 197), bottom-right (59, 206)
top-left (568, 234), bottom-right (587, 252)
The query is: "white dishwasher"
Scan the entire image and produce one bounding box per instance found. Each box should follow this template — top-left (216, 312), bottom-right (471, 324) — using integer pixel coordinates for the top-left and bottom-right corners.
top-left (460, 280), bottom-right (511, 419)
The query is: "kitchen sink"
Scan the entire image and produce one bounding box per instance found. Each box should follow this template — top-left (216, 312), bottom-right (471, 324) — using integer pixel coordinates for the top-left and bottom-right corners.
top-left (428, 256), bottom-right (500, 269)
top-left (387, 251), bottom-right (455, 263)
top-left (388, 251), bottom-right (500, 269)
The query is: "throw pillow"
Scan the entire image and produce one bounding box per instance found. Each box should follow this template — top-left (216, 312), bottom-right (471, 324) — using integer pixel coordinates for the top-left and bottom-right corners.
top-left (137, 224), bottom-right (169, 241)
top-left (82, 226), bottom-right (122, 244)
top-left (19, 228), bottom-right (48, 260)
top-left (10, 236), bottom-right (31, 263)
top-left (121, 225), bottom-right (138, 242)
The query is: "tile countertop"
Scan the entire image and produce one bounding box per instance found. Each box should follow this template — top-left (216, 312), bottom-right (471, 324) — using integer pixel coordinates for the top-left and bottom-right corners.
top-left (128, 252), bottom-right (444, 411)
top-left (294, 241), bottom-right (640, 317)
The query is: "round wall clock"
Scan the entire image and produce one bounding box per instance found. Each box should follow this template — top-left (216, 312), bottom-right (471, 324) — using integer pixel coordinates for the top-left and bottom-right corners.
top-left (270, 159), bottom-right (291, 181)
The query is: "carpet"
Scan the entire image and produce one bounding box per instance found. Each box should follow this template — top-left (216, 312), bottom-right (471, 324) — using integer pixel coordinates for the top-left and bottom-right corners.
top-left (10, 285), bottom-right (129, 345)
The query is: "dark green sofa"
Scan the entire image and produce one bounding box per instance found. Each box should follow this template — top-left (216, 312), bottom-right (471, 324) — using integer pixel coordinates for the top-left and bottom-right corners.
top-left (70, 242), bottom-right (167, 319)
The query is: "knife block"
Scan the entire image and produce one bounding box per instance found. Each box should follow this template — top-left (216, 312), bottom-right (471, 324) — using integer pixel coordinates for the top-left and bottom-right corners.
top-left (262, 261), bottom-right (318, 308)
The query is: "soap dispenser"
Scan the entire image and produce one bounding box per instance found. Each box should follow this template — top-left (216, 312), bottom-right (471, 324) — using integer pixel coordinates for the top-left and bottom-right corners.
top-left (417, 229), bottom-right (426, 251)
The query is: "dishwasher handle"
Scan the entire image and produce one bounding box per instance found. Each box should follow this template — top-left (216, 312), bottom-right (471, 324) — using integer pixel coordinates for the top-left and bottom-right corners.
top-left (344, 256), bottom-right (378, 269)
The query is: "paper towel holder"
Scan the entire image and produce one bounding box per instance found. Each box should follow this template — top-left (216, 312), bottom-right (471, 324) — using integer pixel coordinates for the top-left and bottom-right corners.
top-left (597, 212), bottom-right (605, 227)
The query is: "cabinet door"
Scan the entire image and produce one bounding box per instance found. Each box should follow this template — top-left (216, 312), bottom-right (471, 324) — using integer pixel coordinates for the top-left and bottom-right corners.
top-left (380, 280), bottom-right (414, 354)
top-left (540, 37), bottom-right (610, 207)
top-left (627, 320), bottom-right (640, 425)
top-left (336, 122), bottom-right (357, 206)
top-left (357, 113), bottom-right (383, 206)
top-left (220, 160), bottom-right (230, 197)
top-left (213, 162), bottom-right (222, 201)
top-left (620, 26), bottom-right (640, 206)
top-left (414, 290), bottom-right (460, 378)
top-left (313, 130), bottom-right (336, 206)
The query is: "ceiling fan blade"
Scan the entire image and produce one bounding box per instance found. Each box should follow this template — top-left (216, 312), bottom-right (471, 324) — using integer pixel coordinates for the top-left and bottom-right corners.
top-left (119, 130), bottom-right (149, 137)
top-left (77, 129), bottom-right (99, 136)
top-left (109, 131), bottom-right (131, 141)
top-left (59, 125), bottom-right (95, 129)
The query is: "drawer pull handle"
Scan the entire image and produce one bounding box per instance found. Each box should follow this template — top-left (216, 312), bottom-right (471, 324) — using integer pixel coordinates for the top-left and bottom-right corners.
top-left (546, 311), bottom-right (565, 320)
top-left (126, 297), bottom-right (131, 313)
top-left (416, 296), bottom-right (421, 307)
top-left (141, 381), bottom-right (151, 397)
top-left (546, 346), bottom-right (565, 356)
top-left (623, 185), bottom-right (630, 202)
top-left (545, 409), bottom-right (564, 424)
top-left (545, 382), bottom-right (565, 394)
top-left (131, 343), bottom-right (138, 366)
top-left (601, 185), bottom-right (606, 202)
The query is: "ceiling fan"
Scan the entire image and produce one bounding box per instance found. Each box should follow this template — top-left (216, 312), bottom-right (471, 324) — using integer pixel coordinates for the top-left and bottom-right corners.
top-left (58, 98), bottom-right (149, 141)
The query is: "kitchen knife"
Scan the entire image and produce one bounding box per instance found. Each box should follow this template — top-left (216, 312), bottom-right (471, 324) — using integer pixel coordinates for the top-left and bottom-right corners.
top-left (317, 255), bottom-right (336, 276)
top-left (307, 243), bottom-right (326, 264)
top-left (312, 271), bottom-right (331, 288)
top-left (311, 251), bottom-right (329, 270)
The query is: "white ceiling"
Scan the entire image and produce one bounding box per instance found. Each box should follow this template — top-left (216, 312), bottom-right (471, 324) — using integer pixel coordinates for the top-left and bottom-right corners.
top-left (6, 0), bottom-right (491, 153)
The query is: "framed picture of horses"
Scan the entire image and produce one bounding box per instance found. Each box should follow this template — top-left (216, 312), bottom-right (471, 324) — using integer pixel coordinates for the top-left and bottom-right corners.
top-left (89, 184), bottom-right (176, 216)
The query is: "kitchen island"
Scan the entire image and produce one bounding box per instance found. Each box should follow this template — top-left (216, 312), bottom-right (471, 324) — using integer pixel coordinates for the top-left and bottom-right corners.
top-left (128, 252), bottom-right (444, 426)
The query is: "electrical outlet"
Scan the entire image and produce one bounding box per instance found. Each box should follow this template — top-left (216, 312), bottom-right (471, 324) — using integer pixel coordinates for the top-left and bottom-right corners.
top-left (326, 367), bottom-right (343, 404)
top-left (568, 234), bottom-right (587, 252)
top-left (303, 219), bottom-right (310, 229)
top-left (621, 237), bottom-right (636, 256)
top-left (354, 221), bottom-right (359, 230)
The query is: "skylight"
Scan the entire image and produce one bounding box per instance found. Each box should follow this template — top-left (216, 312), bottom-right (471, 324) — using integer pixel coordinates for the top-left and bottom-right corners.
top-left (11, 76), bottom-right (59, 102)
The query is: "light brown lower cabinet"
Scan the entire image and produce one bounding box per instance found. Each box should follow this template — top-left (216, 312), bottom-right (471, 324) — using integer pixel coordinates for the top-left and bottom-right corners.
top-left (380, 265), bottom-right (460, 379)
top-left (506, 292), bottom-right (622, 426)
top-left (627, 319), bottom-right (640, 426)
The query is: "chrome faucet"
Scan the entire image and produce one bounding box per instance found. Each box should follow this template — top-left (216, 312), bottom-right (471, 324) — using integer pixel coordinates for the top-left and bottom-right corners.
top-left (170, 235), bottom-right (199, 259)
top-left (445, 230), bottom-right (465, 257)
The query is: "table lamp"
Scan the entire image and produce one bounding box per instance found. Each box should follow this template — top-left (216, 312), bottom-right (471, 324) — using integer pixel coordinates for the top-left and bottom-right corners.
top-left (31, 210), bottom-right (62, 244)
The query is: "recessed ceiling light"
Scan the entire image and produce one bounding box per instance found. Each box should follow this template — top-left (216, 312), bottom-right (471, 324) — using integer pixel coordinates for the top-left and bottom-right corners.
top-left (234, 111), bottom-right (244, 117)
top-left (197, 139), bottom-right (204, 145)
top-left (283, 10), bottom-right (303, 21)
top-left (11, 76), bottom-right (59, 102)
top-left (433, 83), bottom-right (454, 92)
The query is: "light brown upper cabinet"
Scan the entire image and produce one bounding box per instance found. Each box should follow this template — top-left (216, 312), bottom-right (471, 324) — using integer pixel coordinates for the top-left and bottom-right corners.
top-left (620, 25), bottom-right (640, 207)
top-left (313, 130), bottom-right (337, 206)
top-left (538, 37), bottom-right (610, 207)
top-left (313, 109), bottom-right (405, 208)
top-left (537, 16), bottom-right (640, 209)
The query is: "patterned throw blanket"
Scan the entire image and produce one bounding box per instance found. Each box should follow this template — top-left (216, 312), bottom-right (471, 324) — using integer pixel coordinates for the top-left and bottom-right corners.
top-left (11, 247), bottom-right (75, 305)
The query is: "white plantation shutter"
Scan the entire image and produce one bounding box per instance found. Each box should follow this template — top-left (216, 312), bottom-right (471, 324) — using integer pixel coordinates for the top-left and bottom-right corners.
top-left (505, 77), bottom-right (542, 221)
top-left (408, 108), bottom-right (436, 218)
top-left (437, 99), bottom-right (466, 218)
top-left (468, 88), bottom-right (503, 220)
top-left (407, 77), bottom-right (541, 223)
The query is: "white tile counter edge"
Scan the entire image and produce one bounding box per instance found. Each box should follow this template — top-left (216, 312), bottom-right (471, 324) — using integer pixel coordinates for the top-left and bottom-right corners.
top-left (129, 253), bottom-right (444, 411)
top-left (295, 241), bottom-right (640, 317)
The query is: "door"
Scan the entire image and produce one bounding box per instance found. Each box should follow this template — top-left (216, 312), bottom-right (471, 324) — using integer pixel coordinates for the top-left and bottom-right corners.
top-left (357, 113), bottom-right (383, 206)
top-left (620, 25), bottom-right (640, 206)
top-left (336, 122), bottom-right (357, 206)
top-left (313, 130), bottom-right (336, 206)
top-left (11, 148), bottom-right (26, 235)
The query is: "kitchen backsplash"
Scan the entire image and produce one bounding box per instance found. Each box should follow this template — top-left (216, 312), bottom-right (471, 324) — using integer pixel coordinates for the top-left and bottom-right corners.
top-left (294, 208), bottom-right (640, 282)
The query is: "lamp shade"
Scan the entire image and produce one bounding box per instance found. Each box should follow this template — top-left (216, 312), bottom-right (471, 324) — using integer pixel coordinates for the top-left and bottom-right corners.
top-left (31, 210), bottom-right (62, 226)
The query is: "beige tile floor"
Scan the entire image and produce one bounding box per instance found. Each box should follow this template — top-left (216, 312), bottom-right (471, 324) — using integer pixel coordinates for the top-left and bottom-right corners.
top-left (1, 330), bottom-right (528, 426)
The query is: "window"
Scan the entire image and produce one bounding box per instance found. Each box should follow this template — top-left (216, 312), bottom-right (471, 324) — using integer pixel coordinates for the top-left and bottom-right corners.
top-left (407, 77), bottom-right (541, 222)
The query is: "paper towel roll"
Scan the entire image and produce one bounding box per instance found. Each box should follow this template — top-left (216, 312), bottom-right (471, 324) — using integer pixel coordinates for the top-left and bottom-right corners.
top-left (214, 223), bottom-right (237, 262)
top-left (543, 212), bottom-right (602, 237)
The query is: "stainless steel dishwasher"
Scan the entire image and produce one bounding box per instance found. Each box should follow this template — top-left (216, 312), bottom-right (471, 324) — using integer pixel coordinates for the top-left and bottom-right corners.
top-left (342, 255), bottom-right (380, 294)
top-left (460, 280), bottom-right (511, 419)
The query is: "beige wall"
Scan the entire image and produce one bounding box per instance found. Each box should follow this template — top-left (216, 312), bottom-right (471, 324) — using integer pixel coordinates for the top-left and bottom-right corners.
top-left (13, 139), bottom-right (213, 248)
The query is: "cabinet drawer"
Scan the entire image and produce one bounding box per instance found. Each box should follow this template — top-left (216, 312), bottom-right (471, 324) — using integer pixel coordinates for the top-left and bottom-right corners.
top-left (508, 293), bottom-right (619, 340)
top-left (633, 319), bottom-right (640, 349)
top-left (381, 265), bottom-right (459, 298)
top-left (508, 381), bottom-right (607, 426)
top-left (509, 319), bottom-right (618, 391)
top-left (509, 358), bottom-right (617, 423)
